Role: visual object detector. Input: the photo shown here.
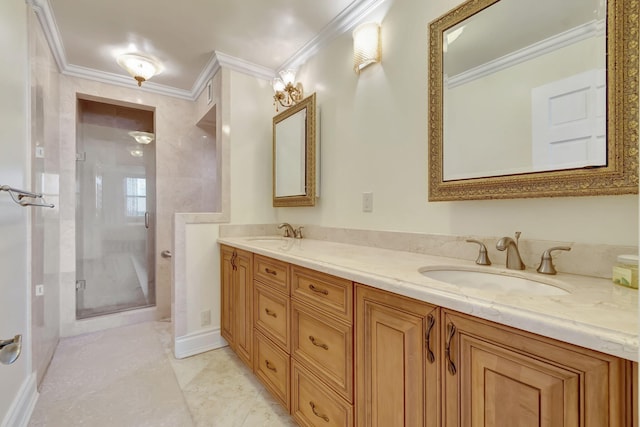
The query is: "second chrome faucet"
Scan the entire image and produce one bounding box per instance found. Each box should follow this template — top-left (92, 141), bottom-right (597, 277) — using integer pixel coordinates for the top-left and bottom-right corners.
top-left (496, 231), bottom-right (525, 270)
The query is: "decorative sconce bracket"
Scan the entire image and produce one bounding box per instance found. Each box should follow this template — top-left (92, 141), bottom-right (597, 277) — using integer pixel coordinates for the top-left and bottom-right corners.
top-left (272, 69), bottom-right (304, 111)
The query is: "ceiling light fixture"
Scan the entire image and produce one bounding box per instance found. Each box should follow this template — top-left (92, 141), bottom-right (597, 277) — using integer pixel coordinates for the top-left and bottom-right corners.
top-left (129, 148), bottom-right (144, 158)
top-left (128, 131), bottom-right (155, 144)
top-left (272, 69), bottom-right (304, 111)
top-left (353, 22), bottom-right (381, 74)
top-left (117, 53), bottom-right (162, 86)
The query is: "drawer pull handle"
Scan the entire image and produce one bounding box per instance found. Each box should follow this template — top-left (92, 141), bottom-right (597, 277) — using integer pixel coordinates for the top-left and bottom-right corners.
top-left (425, 314), bottom-right (435, 364)
top-left (308, 284), bottom-right (328, 295)
top-left (308, 335), bottom-right (328, 350)
top-left (445, 322), bottom-right (457, 375)
top-left (309, 401), bottom-right (329, 422)
top-left (265, 360), bottom-right (277, 372)
top-left (265, 308), bottom-right (277, 318)
top-left (265, 268), bottom-right (277, 275)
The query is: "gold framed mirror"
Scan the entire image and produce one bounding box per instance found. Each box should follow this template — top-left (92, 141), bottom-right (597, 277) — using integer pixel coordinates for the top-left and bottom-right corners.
top-left (428, 0), bottom-right (638, 201)
top-left (273, 93), bottom-right (316, 207)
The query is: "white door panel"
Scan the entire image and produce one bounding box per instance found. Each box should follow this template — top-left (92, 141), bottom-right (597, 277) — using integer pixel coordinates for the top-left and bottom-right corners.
top-left (532, 69), bottom-right (606, 171)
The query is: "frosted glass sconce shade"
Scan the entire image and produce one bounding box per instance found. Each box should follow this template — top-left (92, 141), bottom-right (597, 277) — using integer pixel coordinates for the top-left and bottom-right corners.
top-left (353, 22), bottom-right (381, 74)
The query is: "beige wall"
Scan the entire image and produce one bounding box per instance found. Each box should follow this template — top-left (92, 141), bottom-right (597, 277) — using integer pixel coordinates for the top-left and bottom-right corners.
top-left (229, 71), bottom-right (278, 224)
top-left (273, 0), bottom-right (638, 246)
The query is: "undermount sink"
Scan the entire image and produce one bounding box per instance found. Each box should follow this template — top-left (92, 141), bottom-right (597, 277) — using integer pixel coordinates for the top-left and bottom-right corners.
top-left (247, 237), bottom-right (285, 243)
top-left (419, 268), bottom-right (569, 296)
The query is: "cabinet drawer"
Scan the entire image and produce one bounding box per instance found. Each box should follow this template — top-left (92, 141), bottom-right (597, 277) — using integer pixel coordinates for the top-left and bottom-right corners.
top-left (254, 281), bottom-right (290, 352)
top-left (292, 301), bottom-right (353, 401)
top-left (291, 360), bottom-right (353, 427)
top-left (253, 331), bottom-right (290, 411)
top-left (254, 255), bottom-right (289, 293)
top-left (292, 266), bottom-right (352, 321)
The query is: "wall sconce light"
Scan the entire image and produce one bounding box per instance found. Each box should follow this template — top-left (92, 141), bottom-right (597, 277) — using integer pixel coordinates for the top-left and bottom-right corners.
top-left (353, 22), bottom-right (381, 74)
top-left (117, 53), bottom-right (163, 86)
top-left (272, 69), bottom-right (304, 111)
top-left (128, 131), bottom-right (155, 144)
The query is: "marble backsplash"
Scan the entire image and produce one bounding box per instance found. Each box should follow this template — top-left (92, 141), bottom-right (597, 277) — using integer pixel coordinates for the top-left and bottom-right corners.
top-left (219, 224), bottom-right (638, 280)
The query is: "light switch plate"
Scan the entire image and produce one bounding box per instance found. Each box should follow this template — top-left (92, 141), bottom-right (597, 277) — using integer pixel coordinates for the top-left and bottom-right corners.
top-left (362, 192), bottom-right (373, 212)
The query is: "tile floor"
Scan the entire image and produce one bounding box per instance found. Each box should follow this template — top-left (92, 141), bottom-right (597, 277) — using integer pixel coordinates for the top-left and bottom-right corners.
top-left (29, 321), bottom-right (297, 427)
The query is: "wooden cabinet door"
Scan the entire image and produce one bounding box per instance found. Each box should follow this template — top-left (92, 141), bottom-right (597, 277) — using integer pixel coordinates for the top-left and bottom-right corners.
top-left (233, 248), bottom-right (253, 367)
top-left (355, 284), bottom-right (440, 427)
top-left (220, 245), bottom-right (234, 346)
top-left (442, 310), bottom-right (630, 427)
top-left (219, 246), bottom-right (253, 368)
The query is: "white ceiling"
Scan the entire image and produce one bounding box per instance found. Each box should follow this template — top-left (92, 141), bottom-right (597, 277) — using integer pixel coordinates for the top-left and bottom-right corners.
top-left (40, 0), bottom-right (385, 97)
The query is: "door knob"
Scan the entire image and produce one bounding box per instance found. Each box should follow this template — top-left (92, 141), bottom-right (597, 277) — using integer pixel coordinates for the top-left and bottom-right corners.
top-left (161, 250), bottom-right (172, 258)
top-left (0, 335), bottom-right (22, 365)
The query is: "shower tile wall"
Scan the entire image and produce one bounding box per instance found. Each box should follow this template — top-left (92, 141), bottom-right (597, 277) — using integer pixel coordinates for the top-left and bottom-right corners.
top-left (29, 10), bottom-right (61, 386)
top-left (58, 76), bottom-right (218, 337)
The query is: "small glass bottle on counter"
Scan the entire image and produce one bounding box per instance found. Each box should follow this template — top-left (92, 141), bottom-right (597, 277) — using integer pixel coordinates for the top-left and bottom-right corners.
top-left (612, 254), bottom-right (638, 289)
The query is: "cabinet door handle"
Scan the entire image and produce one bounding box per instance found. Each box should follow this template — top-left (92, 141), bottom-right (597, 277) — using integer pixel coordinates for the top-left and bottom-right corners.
top-left (309, 401), bottom-right (329, 422)
top-left (265, 360), bottom-right (277, 372)
top-left (425, 314), bottom-right (436, 364)
top-left (445, 322), bottom-right (457, 375)
top-left (230, 251), bottom-right (237, 271)
top-left (264, 268), bottom-right (277, 276)
top-left (308, 335), bottom-right (329, 350)
top-left (308, 284), bottom-right (328, 295)
top-left (265, 308), bottom-right (277, 318)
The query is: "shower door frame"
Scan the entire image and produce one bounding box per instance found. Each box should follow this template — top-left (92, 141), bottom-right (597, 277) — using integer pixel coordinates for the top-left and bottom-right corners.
top-left (75, 97), bottom-right (157, 319)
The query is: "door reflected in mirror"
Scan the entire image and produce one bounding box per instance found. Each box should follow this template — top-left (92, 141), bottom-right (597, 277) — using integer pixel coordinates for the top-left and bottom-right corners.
top-left (273, 93), bottom-right (317, 207)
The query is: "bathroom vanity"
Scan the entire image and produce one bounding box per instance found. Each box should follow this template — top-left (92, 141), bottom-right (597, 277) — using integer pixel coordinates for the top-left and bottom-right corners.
top-left (218, 237), bottom-right (638, 426)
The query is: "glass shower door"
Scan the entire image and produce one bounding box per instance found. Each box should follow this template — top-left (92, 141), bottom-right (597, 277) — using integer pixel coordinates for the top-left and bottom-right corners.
top-left (75, 99), bottom-right (155, 319)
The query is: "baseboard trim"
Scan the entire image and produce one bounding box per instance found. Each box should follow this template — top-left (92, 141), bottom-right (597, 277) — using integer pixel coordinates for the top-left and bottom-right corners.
top-left (2, 372), bottom-right (38, 427)
top-left (174, 328), bottom-right (227, 359)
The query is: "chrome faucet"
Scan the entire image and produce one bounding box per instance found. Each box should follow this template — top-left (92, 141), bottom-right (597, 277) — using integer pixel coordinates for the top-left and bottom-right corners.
top-left (466, 239), bottom-right (491, 266)
top-left (537, 246), bottom-right (571, 275)
top-left (277, 223), bottom-right (295, 238)
top-left (496, 231), bottom-right (525, 270)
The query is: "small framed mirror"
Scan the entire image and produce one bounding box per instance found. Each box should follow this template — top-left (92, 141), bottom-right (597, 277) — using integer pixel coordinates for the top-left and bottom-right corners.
top-left (428, 0), bottom-right (638, 201)
top-left (273, 93), bottom-right (317, 207)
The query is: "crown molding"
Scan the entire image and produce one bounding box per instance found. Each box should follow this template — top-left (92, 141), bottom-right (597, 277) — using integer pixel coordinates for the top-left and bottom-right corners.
top-left (279, 0), bottom-right (390, 71)
top-left (446, 19), bottom-right (604, 89)
top-left (215, 51), bottom-right (275, 81)
top-left (190, 54), bottom-right (222, 101)
top-left (26, 0), bottom-right (67, 72)
top-left (63, 64), bottom-right (194, 99)
top-left (27, 0), bottom-right (386, 100)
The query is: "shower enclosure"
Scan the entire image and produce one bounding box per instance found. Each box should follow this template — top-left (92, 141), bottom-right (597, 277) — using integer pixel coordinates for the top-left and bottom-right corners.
top-left (75, 99), bottom-right (156, 319)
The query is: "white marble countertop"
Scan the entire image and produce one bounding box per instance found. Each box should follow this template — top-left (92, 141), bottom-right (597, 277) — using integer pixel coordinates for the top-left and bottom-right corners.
top-left (217, 236), bottom-right (639, 361)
